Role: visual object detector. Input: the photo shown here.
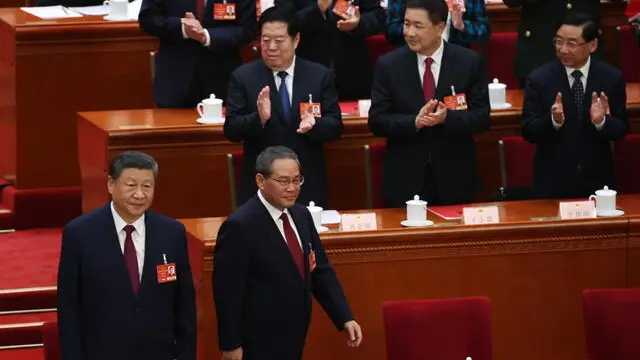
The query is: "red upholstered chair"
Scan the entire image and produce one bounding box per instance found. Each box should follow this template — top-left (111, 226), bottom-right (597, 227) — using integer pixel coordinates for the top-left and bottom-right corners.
top-left (41, 321), bottom-right (60, 360)
top-left (496, 136), bottom-right (535, 200)
top-left (364, 34), bottom-right (397, 67)
top-left (382, 296), bottom-right (493, 360)
top-left (364, 142), bottom-right (385, 209)
top-left (615, 134), bottom-right (640, 194)
top-left (616, 25), bottom-right (640, 83)
top-left (487, 32), bottom-right (519, 89)
top-left (582, 288), bottom-right (640, 360)
top-left (227, 151), bottom-right (244, 209)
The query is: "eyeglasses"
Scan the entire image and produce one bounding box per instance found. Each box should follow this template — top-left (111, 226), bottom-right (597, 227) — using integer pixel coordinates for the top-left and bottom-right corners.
top-left (552, 37), bottom-right (589, 50)
top-left (268, 176), bottom-right (304, 187)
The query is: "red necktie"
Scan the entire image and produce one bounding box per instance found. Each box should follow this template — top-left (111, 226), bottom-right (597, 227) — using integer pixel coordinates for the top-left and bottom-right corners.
top-left (123, 225), bottom-right (140, 295)
top-left (423, 57), bottom-right (435, 101)
top-left (196, 0), bottom-right (205, 21)
top-left (280, 213), bottom-right (305, 278)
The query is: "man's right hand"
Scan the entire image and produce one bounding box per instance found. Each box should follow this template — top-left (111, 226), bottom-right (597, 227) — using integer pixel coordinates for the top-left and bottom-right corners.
top-left (221, 347), bottom-right (243, 360)
top-left (257, 86), bottom-right (271, 125)
top-left (551, 92), bottom-right (564, 125)
top-left (317, 0), bottom-right (331, 13)
top-left (182, 12), bottom-right (206, 43)
top-left (415, 99), bottom-right (438, 129)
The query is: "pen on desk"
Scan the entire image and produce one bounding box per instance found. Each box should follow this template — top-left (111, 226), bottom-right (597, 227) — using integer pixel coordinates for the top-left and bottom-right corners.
top-left (62, 6), bottom-right (70, 14)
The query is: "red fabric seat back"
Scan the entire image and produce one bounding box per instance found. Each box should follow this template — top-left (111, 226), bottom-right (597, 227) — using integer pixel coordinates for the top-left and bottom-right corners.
top-left (499, 136), bottom-right (536, 188)
top-left (487, 32), bottom-right (519, 89)
top-left (615, 134), bottom-right (640, 194)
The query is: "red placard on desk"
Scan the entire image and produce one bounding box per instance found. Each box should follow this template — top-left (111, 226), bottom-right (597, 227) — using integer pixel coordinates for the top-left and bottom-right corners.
top-left (339, 101), bottom-right (359, 116)
top-left (428, 205), bottom-right (465, 220)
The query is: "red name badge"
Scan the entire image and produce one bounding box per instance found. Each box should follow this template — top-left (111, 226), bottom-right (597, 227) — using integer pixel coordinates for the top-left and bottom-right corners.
top-left (309, 250), bottom-right (317, 272)
top-left (332, 0), bottom-right (357, 20)
top-left (214, 3), bottom-right (236, 20)
top-left (157, 263), bottom-right (177, 283)
top-left (444, 93), bottom-right (468, 110)
top-left (300, 102), bottom-right (322, 118)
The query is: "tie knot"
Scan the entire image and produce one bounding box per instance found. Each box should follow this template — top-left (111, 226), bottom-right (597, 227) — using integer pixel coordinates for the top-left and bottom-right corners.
top-left (572, 70), bottom-right (582, 80)
top-left (425, 57), bottom-right (433, 67)
top-left (279, 213), bottom-right (289, 222)
top-left (278, 71), bottom-right (287, 80)
top-left (124, 224), bottom-right (135, 235)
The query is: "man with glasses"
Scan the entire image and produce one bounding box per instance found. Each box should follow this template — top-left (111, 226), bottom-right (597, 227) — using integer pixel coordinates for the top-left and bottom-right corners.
top-left (522, 13), bottom-right (628, 199)
top-left (225, 5), bottom-right (343, 207)
top-left (213, 145), bottom-right (362, 360)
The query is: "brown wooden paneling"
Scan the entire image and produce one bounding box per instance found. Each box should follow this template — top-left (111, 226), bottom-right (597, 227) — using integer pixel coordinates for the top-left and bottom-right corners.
top-left (182, 194), bottom-right (640, 360)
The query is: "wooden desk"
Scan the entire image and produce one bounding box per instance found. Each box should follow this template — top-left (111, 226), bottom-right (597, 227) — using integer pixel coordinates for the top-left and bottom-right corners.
top-left (0, 9), bottom-right (156, 189)
top-left (180, 194), bottom-right (640, 360)
top-left (77, 84), bottom-right (640, 219)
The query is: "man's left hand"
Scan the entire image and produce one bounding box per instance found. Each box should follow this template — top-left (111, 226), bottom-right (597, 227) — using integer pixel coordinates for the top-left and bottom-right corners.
top-left (451, 2), bottom-right (465, 31)
top-left (297, 113), bottom-right (317, 133)
top-left (337, 7), bottom-right (360, 32)
top-left (344, 320), bottom-right (363, 348)
top-left (417, 101), bottom-right (447, 127)
top-left (183, 13), bottom-right (207, 44)
top-left (590, 91), bottom-right (610, 126)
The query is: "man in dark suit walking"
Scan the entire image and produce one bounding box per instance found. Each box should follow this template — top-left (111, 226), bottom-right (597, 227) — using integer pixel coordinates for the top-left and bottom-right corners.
top-left (57, 151), bottom-right (196, 360)
top-left (503, 0), bottom-right (606, 88)
top-left (368, 0), bottom-right (490, 207)
top-left (224, 5), bottom-right (343, 207)
top-left (139, 0), bottom-right (257, 107)
top-left (522, 13), bottom-right (628, 199)
top-left (213, 146), bottom-right (362, 360)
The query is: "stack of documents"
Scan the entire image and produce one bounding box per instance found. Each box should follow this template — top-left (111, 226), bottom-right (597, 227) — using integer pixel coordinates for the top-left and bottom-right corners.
top-left (21, 5), bottom-right (83, 19)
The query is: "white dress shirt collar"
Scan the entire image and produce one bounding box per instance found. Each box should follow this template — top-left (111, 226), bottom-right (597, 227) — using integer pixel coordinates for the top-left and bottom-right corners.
top-left (272, 56), bottom-right (296, 79)
top-left (417, 39), bottom-right (445, 68)
top-left (565, 56), bottom-right (591, 84)
top-left (257, 190), bottom-right (290, 222)
top-left (110, 201), bottom-right (145, 236)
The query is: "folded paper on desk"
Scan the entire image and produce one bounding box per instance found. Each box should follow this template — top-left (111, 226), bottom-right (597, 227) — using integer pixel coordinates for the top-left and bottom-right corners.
top-left (428, 205), bottom-right (465, 220)
top-left (69, 5), bottom-right (109, 15)
top-left (21, 6), bottom-right (83, 19)
top-left (321, 210), bottom-right (341, 225)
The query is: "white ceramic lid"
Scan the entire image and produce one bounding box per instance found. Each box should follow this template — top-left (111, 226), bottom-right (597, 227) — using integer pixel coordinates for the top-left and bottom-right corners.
top-left (595, 185), bottom-right (616, 196)
top-left (406, 195), bottom-right (427, 205)
top-left (202, 94), bottom-right (222, 104)
top-left (488, 78), bottom-right (506, 89)
top-left (307, 201), bottom-right (323, 212)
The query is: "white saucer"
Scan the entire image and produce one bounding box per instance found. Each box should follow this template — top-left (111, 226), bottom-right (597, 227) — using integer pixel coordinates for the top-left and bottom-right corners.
top-left (491, 103), bottom-right (512, 110)
top-left (196, 117), bottom-right (225, 124)
top-left (103, 15), bottom-right (130, 21)
top-left (401, 219), bottom-right (434, 227)
top-left (597, 209), bottom-right (625, 217)
top-left (316, 226), bottom-right (329, 233)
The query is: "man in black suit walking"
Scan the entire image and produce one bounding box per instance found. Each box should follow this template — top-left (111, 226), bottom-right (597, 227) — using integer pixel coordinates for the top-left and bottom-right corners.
top-left (57, 151), bottom-right (196, 360)
top-left (139, 0), bottom-right (257, 107)
top-left (522, 13), bottom-right (628, 199)
top-left (224, 5), bottom-right (343, 207)
top-left (368, 0), bottom-right (490, 207)
top-left (213, 146), bottom-right (362, 360)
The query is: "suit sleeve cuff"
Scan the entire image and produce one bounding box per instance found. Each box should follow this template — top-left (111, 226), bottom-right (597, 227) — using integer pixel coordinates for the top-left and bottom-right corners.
top-left (550, 112), bottom-right (562, 129)
top-left (594, 115), bottom-right (606, 130)
top-left (203, 29), bottom-right (211, 47)
top-left (181, 21), bottom-right (188, 39)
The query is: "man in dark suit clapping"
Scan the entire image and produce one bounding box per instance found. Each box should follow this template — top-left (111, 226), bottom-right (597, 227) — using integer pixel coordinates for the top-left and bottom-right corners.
top-left (213, 146), bottom-right (362, 360)
top-left (522, 13), bottom-right (628, 199)
top-left (224, 5), bottom-right (343, 208)
top-left (57, 151), bottom-right (196, 360)
top-left (368, 0), bottom-right (490, 207)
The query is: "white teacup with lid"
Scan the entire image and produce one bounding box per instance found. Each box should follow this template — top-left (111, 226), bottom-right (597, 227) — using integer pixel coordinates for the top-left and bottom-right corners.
top-left (196, 94), bottom-right (224, 124)
top-left (589, 185), bottom-right (617, 216)
top-left (406, 195), bottom-right (427, 223)
top-left (307, 201), bottom-right (323, 229)
top-left (488, 78), bottom-right (511, 109)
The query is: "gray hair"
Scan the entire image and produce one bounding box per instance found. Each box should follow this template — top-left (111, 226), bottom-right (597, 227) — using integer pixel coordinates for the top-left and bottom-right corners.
top-left (109, 151), bottom-right (159, 179)
top-left (255, 146), bottom-right (300, 177)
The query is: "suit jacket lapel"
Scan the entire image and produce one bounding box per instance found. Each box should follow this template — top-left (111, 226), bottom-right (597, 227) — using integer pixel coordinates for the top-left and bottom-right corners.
top-left (138, 213), bottom-right (158, 298)
top-left (583, 58), bottom-right (599, 119)
top-left (436, 43), bottom-right (455, 101)
top-left (291, 61), bottom-right (306, 126)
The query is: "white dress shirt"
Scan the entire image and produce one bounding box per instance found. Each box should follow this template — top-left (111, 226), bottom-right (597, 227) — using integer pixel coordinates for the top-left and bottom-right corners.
top-left (273, 56), bottom-right (296, 106)
top-left (257, 190), bottom-right (303, 249)
top-left (417, 39), bottom-right (445, 88)
top-left (552, 56), bottom-right (605, 130)
top-left (111, 202), bottom-right (146, 281)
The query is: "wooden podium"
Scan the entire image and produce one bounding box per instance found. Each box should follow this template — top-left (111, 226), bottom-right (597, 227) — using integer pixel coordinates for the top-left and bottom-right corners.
top-left (0, 9), bottom-right (157, 189)
top-left (181, 194), bottom-right (640, 360)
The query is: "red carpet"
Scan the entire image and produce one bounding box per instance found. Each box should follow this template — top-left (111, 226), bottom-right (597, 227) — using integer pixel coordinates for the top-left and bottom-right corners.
top-left (0, 229), bottom-right (61, 291)
top-left (0, 347), bottom-right (44, 360)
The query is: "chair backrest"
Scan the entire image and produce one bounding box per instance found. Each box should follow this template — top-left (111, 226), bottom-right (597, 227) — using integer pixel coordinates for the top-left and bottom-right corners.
top-left (227, 151), bottom-right (244, 209)
top-left (615, 135), bottom-right (640, 194)
top-left (582, 288), bottom-right (640, 360)
top-left (41, 321), bottom-right (60, 360)
top-left (382, 296), bottom-right (493, 360)
top-left (365, 34), bottom-right (398, 68)
top-left (498, 136), bottom-right (536, 188)
top-left (364, 142), bottom-right (385, 209)
top-left (149, 50), bottom-right (157, 80)
top-left (487, 32), bottom-right (519, 89)
top-left (616, 25), bottom-right (640, 83)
